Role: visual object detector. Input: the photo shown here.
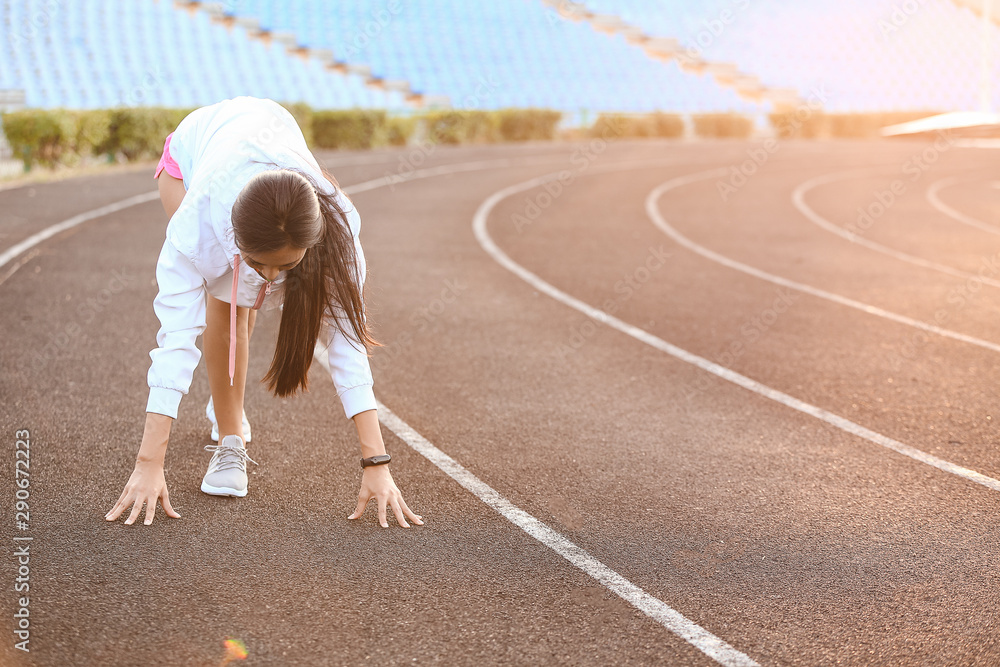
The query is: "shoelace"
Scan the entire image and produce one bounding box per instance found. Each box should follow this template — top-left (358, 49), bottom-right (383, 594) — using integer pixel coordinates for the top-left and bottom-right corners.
top-left (203, 442), bottom-right (259, 472)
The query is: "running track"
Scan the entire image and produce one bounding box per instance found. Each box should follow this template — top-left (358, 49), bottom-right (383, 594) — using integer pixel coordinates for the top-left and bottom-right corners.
top-left (1, 138), bottom-right (998, 666)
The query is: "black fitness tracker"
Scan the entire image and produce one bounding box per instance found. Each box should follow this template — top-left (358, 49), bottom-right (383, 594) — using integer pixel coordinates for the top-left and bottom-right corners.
top-left (360, 454), bottom-right (391, 468)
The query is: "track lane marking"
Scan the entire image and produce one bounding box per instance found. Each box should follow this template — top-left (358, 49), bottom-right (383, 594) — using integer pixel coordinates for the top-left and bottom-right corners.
top-left (647, 169), bottom-right (1000, 355)
top-left (792, 169), bottom-right (1000, 289)
top-left (0, 191), bottom-right (160, 271)
top-left (312, 342), bottom-right (759, 667)
top-left (471, 165), bottom-right (1000, 496)
top-left (7, 153), bottom-right (758, 667)
top-left (0, 155), bottom-right (576, 271)
top-left (927, 177), bottom-right (1000, 235)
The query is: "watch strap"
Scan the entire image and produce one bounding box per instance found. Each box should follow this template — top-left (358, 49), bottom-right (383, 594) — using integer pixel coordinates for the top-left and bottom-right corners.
top-left (361, 453), bottom-right (391, 468)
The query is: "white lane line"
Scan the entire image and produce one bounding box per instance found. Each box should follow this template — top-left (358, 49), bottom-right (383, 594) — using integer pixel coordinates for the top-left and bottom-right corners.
top-left (791, 169), bottom-right (1000, 290)
top-left (9, 153), bottom-right (756, 667)
top-left (0, 191), bottom-right (159, 270)
top-left (323, 147), bottom-right (574, 169)
top-left (341, 153), bottom-right (694, 195)
top-left (926, 177), bottom-right (1000, 235)
top-left (311, 344), bottom-right (759, 667)
top-left (0, 154), bottom-right (575, 272)
top-left (471, 166), bottom-right (1000, 495)
top-left (343, 156), bottom-right (566, 194)
top-left (648, 169), bottom-right (1000, 355)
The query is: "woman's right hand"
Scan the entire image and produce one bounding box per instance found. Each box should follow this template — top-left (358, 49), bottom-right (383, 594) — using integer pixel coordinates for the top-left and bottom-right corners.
top-left (105, 461), bottom-right (181, 525)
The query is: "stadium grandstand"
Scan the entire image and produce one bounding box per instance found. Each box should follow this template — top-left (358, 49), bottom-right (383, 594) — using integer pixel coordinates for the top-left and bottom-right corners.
top-left (0, 0), bottom-right (997, 121)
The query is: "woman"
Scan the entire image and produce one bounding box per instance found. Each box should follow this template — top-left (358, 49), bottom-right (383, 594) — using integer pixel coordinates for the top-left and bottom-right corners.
top-left (104, 96), bottom-right (422, 529)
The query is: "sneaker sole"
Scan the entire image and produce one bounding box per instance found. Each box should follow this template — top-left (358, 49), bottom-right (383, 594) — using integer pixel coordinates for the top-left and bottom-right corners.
top-left (200, 481), bottom-right (248, 497)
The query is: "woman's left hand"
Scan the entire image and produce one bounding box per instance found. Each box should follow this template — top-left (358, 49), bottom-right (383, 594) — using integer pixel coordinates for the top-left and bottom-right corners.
top-left (348, 466), bottom-right (424, 528)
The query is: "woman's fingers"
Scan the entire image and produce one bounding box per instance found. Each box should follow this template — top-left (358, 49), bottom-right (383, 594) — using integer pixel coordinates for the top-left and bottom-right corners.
top-left (124, 498), bottom-right (144, 525)
top-left (347, 494), bottom-right (370, 520)
top-left (388, 497), bottom-right (410, 528)
top-left (347, 478), bottom-right (423, 528)
top-left (161, 489), bottom-right (182, 519)
top-left (105, 489), bottom-right (133, 521)
top-left (399, 497), bottom-right (424, 525)
top-left (377, 496), bottom-right (389, 528)
top-left (105, 488), bottom-right (130, 520)
top-left (143, 495), bottom-right (157, 525)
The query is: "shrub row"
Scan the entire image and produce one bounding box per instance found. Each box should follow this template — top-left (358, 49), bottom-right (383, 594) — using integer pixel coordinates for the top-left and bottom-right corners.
top-left (1, 104), bottom-right (565, 169)
top-left (769, 111), bottom-right (943, 139)
top-left (1, 103), bottom-right (954, 171)
top-left (310, 107), bottom-right (563, 149)
top-left (588, 112), bottom-right (754, 139)
top-left (1, 107), bottom-right (195, 169)
top-left (312, 109), bottom-right (413, 149)
top-left (589, 112), bottom-right (685, 139)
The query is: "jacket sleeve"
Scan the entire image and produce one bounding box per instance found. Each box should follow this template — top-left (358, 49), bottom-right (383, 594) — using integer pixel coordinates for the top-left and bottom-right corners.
top-left (146, 237), bottom-right (207, 419)
top-left (321, 203), bottom-right (377, 420)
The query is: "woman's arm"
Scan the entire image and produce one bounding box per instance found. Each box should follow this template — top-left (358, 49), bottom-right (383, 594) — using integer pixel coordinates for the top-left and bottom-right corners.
top-left (137, 412), bottom-right (173, 464)
top-left (347, 408), bottom-right (424, 529)
top-left (105, 412), bottom-right (181, 525)
top-left (107, 234), bottom-right (206, 526)
top-left (353, 408), bottom-right (387, 458)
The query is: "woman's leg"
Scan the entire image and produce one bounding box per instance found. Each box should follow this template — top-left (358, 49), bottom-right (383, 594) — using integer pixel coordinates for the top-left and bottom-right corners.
top-left (204, 294), bottom-right (255, 442)
top-left (161, 171), bottom-right (260, 439)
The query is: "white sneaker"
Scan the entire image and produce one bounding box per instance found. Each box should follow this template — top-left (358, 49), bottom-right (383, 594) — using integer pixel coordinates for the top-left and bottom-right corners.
top-left (206, 395), bottom-right (252, 443)
top-left (201, 435), bottom-right (258, 497)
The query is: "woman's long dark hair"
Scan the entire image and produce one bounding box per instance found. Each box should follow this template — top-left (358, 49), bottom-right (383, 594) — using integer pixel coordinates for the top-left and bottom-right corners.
top-left (230, 163), bottom-right (381, 397)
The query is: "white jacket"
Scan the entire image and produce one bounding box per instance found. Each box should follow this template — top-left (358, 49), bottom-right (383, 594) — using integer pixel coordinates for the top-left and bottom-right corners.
top-left (146, 96), bottom-right (376, 421)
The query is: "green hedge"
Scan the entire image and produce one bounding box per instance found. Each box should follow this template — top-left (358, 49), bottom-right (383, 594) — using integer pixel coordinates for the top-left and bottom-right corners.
top-left (769, 111), bottom-right (943, 139)
top-left (2, 109), bottom-right (110, 169)
top-left (312, 109), bottom-right (390, 150)
top-left (589, 112), bottom-right (685, 139)
top-left (280, 101), bottom-right (314, 147)
top-left (4, 103), bottom-right (963, 175)
top-left (1, 106), bottom-right (194, 169)
top-left (98, 107), bottom-right (194, 161)
top-left (692, 113), bottom-right (754, 139)
top-left (422, 110), bottom-right (500, 144)
top-left (495, 108), bottom-right (563, 141)
top-left (311, 107), bottom-right (561, 149)
top-left (0, 104), bottom-right (564, 162)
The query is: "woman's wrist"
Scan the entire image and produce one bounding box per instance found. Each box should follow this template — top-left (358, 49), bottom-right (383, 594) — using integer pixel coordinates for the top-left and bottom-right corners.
top-left (352, 408), bottom-right (387, 458)
top-left (137, 412), bottom-right (172, 466)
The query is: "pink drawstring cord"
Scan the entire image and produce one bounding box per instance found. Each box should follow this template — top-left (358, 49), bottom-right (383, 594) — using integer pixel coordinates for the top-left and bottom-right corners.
top-left (230, 253), bottom-right (240, 387)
